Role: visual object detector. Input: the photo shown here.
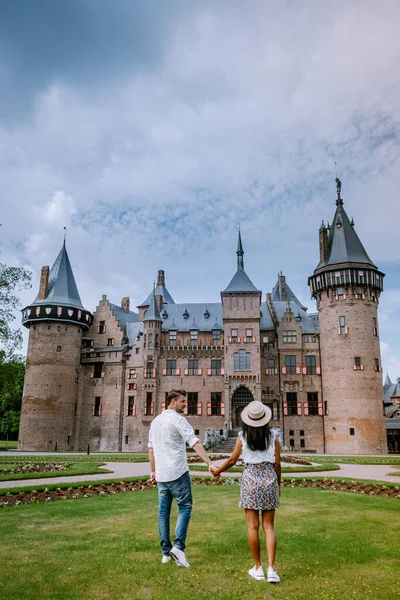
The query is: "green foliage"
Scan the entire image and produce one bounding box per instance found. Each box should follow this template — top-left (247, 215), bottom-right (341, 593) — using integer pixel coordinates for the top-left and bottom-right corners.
top-left (0, 262), bottom-right (31, 357)
top-left (0, 356), bottom-right (25, 436)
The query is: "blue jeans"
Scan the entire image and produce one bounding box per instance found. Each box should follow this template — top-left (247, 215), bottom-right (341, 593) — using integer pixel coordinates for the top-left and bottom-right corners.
top-left (157, 470), bottom-right (192, 555)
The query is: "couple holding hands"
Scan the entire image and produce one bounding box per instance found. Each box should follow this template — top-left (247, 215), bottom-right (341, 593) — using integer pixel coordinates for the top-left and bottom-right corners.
top-left (149, 389), bottom-right (281, 583)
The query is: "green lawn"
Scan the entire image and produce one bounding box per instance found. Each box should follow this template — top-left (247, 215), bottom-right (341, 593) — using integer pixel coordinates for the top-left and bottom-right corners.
top-left (0, 486), bottom-right (398, 600)
top-left (0, 453), bottom-right (150, 463)
top-left (0, 462), bottom-right (111, 481)
top-left (0, 440), bottom-right (17, 449)
top-left (301, 455), bottom-right (400, 465)
top-left (189, 463), bottom-right (341, 473)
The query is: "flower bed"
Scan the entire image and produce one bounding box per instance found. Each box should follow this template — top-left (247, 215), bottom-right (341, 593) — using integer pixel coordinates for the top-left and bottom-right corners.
top-left (0, 477), bottom-right (399, 507)
top-left (0, 463), bottom-right (69, 475)
top-left (281, 455), bottom-right (313, 466)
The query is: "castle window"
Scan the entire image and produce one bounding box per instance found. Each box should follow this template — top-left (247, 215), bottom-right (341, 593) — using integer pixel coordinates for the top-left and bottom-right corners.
top-left (148, 334), bottom-right (153, 349)
top-left (212, 329), bottom-right (221, 345)
top-left (300, 430), bottom-right (304, 437)
top-left (283, 330), bottom-right (297, 343)
top-left (263, 336), bottom-right (269, 344)
top-left (246, 329), bottom-right (253, 343)
top-left (234, 350), bottom-right (251, 371)
top-left (145, 392), bottom-right (153, 416)
top-left (286, 392), bottom-right (297, 416)
top-left (188, 359), bottom-right (198, 376)
top-left (166, 360), bottom-right (176, 376)
top-left (56, 346), bottom-right (62, 352)
top-left (373, 318), bottom-right (378, 336)
top-left (190, 329), bottom-right (198, 345)
top-left (74, 403), bottom-right (77, 416)
top-left (128, 368), bottom-right (136, 379)
top-left (289, 430), bottom-right (294, 436)
top-left (127, 396), bottom-right (135, 416)
top-left (211, 359), bottom-right (221, 376)
top-left (125, 435), bottom-right (129, 444)
top-left (349, 428), bottom-right (355, 436)
top-left (339, 316), bottom-right (347, 335)
top-left (169, 330), bottom-right (177, 345)
top-left (307, 392), bottom-right (319, 415)
top-left (195, 429), bottom-right (200, 435)
top-left (107, 338), bottom-right (114, 346)
top-left (93, 363), bottom-right (103, 378)
top-left (211, 392), bottom-right (222, 416)
top-left (187, 392), bottom-right (198, 415)
top-left (353, 357), bottom-right (363, 371)
top-left (135, 348), bottom-right (140, 354)
top-left (374, 358), bottom-right (380, 372)
top-left (231, 329), bottom-right (238, 343)
top-left (83, 339), bottom-right (94, 348)
top-left (146, 362), bottom-right (154, 378)
top-left (267, 359), bottom-right (275, 376)
top-left (300, 439), bottom-right (305, 448)
top-left (289, 438), bottom-right (294, 448)
top-left (98, 321), bottom-right (106, 334)
top-left (93, 397), bottom-right (101, 417)
top-left (285, 355), bottom-right (296, 374)
top-left (305, 355), bottom-right (316, 375)
top-left (67, 435), bottom-right (71, 445)
top-left (127, 383), bottom-right (136, 390)
top-left (57, 326), bottom-right (61, 332)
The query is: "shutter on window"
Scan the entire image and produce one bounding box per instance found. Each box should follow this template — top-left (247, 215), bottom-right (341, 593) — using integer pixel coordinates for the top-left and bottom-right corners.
top-left (297, 402), bottom-right (302, 416)
top-left (316, 366), bottom-right (321, 375)
top-left (345, 326), bottom-right (349, 334)
top-left (92, 405), bottom-right (95, 415)
top-left (161, 401), bottom-right (166, 411)
top-left (101, 372), bottom-right (104, 378)
top-left (360, 364), bottom-right (364, 371)
top-left (150, 402), bottom-right (154, 416)
top-left (125, 406), bottom-right (129, 417)
top-left (303, 402), bottom-right (309, 416)
top-left (99, 405), bottom-right (102, 416)
top-left (206, 402), bottom-right (212, 416)
top-left (184, 368), bottom-right (189, 376)
top-left (132, 405), bottom-right (136, 416)
top-left (152, 368), bottom-right (156, 378)
top-left (243, 338), bottom-right (247, 344)
top-left (221, 402), bottom-right (225, 416)
top-left (176, 368), bottom-right (181, 376)
top-left (207, 368), bottom-right (212, 376)
top-left (338, 327), bottom-right (342, 335)
top-left (282, 366), bottom-right (287, 374)
top-left (302, 366), bottom-right (307, 375)
top-left (184, 405), bottom-right (188, 416)
top-left (228, 337), bottom-right (232, 343)
top-left (296, 366), bottom-right (301, 375)
top-left (197, 402), bottom-right (202, 416)
top-left (361, 294), bottom-right (365, 300)
top-left (162, 368), bottom-right (167, 376)
top-left (283, 402), bottom-right (288, 416)
top-left (238, 336), bottom-right (241, 343)
top-left (220, 368), bottom-right (225, 376)
top-left (90, 372), bottom-right (94, 378)
top-left (318, 402), bottom-right (323, 416)
top-left (275, 368), bottom-right (278, 375)
top-left (198, 368), bottom-right (203, 376)
top-left (252, 336), bottom-right (256, 343)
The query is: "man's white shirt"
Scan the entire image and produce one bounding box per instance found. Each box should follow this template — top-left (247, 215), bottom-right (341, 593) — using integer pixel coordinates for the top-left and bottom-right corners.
top-left (148, 409), bottom-right (199, 482)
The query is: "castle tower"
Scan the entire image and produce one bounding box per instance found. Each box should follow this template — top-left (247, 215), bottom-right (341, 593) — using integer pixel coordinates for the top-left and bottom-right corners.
top-left (221, 231), bottom-right (262, 428)
top-left (19, 241), bottom-right (93, 451)
top-left (142, 288), bottom-right (163, 418)
top-left (308, 179), bottom-right (387, 454)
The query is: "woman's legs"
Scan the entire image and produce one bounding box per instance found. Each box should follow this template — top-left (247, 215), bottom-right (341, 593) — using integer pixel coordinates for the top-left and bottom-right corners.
top-left (244, 509), bottom-right (261, 568)
top-left (261, 510), bottom-right (276, 568)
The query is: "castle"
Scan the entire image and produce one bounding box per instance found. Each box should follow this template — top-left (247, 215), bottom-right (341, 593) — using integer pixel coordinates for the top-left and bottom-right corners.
top-left (19, 179), bottom-right (388, 454)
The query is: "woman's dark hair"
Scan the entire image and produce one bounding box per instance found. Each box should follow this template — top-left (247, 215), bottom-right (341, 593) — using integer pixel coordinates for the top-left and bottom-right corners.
top-left (242, 422), bottom-right (271, 452)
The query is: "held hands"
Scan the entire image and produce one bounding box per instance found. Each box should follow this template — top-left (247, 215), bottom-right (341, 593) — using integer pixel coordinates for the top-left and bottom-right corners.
top-left (208, 464), bottom-right (220, 478)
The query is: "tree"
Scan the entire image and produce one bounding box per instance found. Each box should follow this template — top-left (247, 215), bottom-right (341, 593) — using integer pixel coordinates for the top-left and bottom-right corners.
top-left (0, 262), bottom-right (31, 357)
top-left (0, 355), bottom-right (25, 438)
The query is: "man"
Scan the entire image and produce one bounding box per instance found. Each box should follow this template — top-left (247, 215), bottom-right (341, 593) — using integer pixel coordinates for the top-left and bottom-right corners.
top-left (148, 389), bottom-right (214, 568)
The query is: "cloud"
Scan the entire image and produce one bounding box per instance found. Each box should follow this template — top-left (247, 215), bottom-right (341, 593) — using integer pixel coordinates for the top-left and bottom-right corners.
top-left (43, 190), bottom-right (76, 225)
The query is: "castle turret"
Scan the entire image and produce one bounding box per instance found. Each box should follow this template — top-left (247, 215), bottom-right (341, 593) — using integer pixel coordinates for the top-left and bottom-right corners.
top-left (221, 231), bottom-right (262, 427)
top-left (19, 241), bottom-right (93, 451)
top-left (308, 179), bottom-right (387, 454)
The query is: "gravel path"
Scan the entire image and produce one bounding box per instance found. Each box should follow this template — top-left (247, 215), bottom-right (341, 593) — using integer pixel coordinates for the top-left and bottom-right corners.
top-left (0, 460), bottom-right (399, 489)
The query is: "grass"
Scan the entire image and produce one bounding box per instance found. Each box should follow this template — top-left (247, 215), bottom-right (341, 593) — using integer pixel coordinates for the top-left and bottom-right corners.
top-left (0, 440), bottom-right (17, 449)
top-left (0, 461), bottom-right (111, 482)
top-left (0, 453), bottom-right (150, 463)
top-left (0, 486), bottom-right (399, 600)
top-left (301, 455), bottom-right (400, 465)
top-left (189, 463), bottom-right (341, 473)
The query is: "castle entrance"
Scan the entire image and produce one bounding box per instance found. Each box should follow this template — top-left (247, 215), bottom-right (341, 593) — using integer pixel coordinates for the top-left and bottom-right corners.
top-left (231, 386), bottom-right (254, 428)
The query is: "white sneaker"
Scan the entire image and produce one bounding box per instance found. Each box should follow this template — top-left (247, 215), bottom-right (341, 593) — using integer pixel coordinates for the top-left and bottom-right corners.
top-left (169, 546), bottom-right (190, 568)
top-left (161, 555), bottom-right (172, 564)
top-left (267, 567), bottom-right (280, 583)
top-left (248, 565), bottom-right (265, 580)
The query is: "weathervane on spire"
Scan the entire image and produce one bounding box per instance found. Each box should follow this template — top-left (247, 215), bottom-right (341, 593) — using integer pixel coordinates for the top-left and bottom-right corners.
top-left (336, 177), bottom-right (342, 199)
top-left (63, 226), bottom-right (67, 244)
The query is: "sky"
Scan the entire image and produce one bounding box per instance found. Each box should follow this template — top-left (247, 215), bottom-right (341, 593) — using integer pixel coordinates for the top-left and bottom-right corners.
top-left (1, 0), bottom-right (399, 379)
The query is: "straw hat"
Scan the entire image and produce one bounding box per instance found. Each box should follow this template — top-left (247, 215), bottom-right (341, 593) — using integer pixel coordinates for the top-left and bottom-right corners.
top-left (241, 401), bottom-right (272, 427)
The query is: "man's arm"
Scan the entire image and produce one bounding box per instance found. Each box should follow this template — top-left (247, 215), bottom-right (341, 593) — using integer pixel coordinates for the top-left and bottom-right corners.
top-left (149, 447), bottom-right (156, 484)
top-left (192, 441), bottom-right (213, 467)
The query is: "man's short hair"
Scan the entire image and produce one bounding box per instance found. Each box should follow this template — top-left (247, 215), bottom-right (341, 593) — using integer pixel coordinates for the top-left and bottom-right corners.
top-left (166, 389), bottom-right (186, 406)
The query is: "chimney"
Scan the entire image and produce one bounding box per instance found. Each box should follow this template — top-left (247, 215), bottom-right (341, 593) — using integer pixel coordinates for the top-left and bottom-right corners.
top-left (155, 293), bottom-right (163, 311)
top-left (157, 270), bottom-right (165, 287)
top-left (319, 223), bottom-right (329, 264)
top-left (38, 266), bottom-right (50, 300)
top-left (278, 273), bottom-right (286, 301)
top-left (121, 297), bottom-right (130, 313)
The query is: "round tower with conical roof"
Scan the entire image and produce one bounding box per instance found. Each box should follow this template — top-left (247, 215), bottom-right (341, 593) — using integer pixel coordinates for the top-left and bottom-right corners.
top-left (308, 179), bottom-right (387, 454)
top-left (19, 241), bottom-right (93, 451)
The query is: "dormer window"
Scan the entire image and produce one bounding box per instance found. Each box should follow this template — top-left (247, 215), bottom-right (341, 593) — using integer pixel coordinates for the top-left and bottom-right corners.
top-left (204, 309), bottom-right (210, 319)
top-left (162, 310), bottom-right (168, 319)
top-left (190, 329), bottom-right (198, 345)
top-left (183, 309), bottom-right (189, 319)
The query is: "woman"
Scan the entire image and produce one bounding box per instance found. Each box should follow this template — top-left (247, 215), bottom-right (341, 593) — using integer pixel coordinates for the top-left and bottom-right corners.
top-left (210, 400), bottom-right (281, 583)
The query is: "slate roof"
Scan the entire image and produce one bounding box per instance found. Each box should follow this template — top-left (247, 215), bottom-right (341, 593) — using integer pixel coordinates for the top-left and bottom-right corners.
top-left (126, 322), bottom-right (144, 346)
top-left (316, 185), bottom-right (376, 271)
top-left (384, 380), bottom-right (400, 405)
top-left (31, 241), bottom-right (85, 309)
top-left (222, 267), bottom-right (261, 293)
top-left (160, 303), bottom-right (223, 332)
top-left (143, 291), bottom-right (162, 322)
top-left (109, 303), bottom-right (139, 332)
top-left (271, 279), bottom-right (307, 311)
top-left (274, 301), bottom-right (319, 334)
top-left (138, 285), bottom-right (175, 307)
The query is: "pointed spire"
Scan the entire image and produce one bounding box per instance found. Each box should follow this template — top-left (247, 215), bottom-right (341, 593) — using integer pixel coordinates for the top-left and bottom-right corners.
top-left (143, 288), bottom-right (162, 322)
top-left (237, 228), bottom-right (244, 269)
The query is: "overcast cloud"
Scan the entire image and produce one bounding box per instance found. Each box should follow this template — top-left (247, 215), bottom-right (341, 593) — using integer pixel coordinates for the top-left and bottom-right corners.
top-left (1, 0), bottom-right (399, 378)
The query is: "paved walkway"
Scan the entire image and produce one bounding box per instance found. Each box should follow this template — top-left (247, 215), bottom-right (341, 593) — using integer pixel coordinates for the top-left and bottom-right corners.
top-left (0, 460), bottom-right (399, 489)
